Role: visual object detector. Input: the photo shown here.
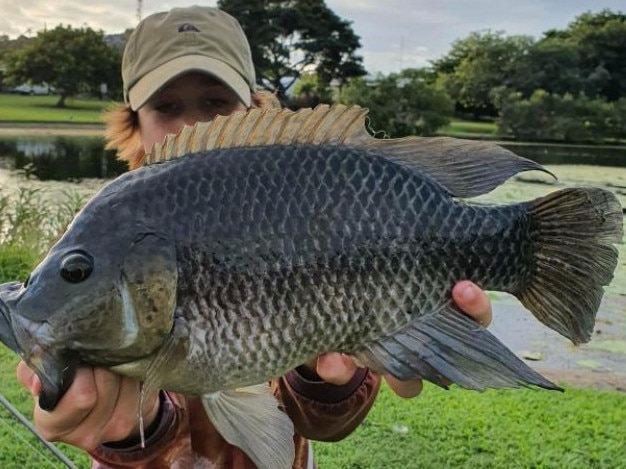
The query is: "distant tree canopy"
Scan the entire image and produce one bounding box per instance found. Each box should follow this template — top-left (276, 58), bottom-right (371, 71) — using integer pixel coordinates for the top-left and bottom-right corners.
top-left (432, 31), bottom-right (535, 118)
top-left (218, 0), bottom-right (366, 100)
top-left (3, 25), bottom-right (121, 107)
top-left (433, 10), bottom-right (626, 119)
top-left (339, 68), bottom-right (454, 137)
top-left (549, 10), bottom-right (626, 101)
top-left (0, 34), bottom-right (32, 60)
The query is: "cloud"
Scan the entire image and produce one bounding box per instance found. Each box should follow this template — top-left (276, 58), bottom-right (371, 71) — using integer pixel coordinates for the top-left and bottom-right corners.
top-left (1, 0), bottom-right (623, 74)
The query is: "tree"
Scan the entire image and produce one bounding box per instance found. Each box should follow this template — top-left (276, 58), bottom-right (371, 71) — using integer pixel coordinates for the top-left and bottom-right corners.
top-left (218, 0), bottom-right (366, 100)
top-left (492, 87), bottom-right (615, 142)
top-left (507, 38), bottom-right (585, 98)
top-left (291, 72), bottom-right (334, 108)
top-left (0, 34), bottom-right (32, 60)
top-left (432, 31), bottom-right (534, 118)
top-left (3, 25), bottom-right (122, 107)
top-left (553, 10), bottom-right (626, 101)
top-left (339, 68), bottom-right (454, 137)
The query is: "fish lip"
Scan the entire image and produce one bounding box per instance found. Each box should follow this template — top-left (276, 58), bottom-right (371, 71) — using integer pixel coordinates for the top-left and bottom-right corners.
top-left (10, 315), bottom-right (78, 412)
top-left (0, 282), bottom-right (77, 411)
top-left (0, 281), bottom-right (24, 354)
top-left (35, 351), bottom-right (78, 411)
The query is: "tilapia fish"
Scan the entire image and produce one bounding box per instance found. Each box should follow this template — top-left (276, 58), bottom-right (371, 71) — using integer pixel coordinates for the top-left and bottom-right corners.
top-left (0, 105), bottom-right (622, 468)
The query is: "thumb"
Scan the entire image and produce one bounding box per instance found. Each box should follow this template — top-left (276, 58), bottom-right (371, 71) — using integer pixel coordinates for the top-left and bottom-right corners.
top-left (316, 353), bottom-right (358, 385)
top-left (16, 360), bottom-right (42, 396)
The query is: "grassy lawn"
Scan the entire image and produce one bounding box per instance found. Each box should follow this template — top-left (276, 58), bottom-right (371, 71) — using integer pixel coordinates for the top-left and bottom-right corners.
top-left (313, 383), bottom-right (626, 469)
top-left (1, 339), bottom-right (625, 469)
top-left (437, 118), bottom-right (497, 139)
top-left (0, 93), bottom-right (110, 124)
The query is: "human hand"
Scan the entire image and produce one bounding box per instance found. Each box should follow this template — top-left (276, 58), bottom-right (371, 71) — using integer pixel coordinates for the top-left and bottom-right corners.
top-left (16, 362), bottom-right (159, 451)
top-left (305, 280), bottom-right (493, 398)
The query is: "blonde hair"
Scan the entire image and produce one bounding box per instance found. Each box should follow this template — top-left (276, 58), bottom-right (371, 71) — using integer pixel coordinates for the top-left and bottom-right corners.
top-left (103, 90), bottom-right (282, 170)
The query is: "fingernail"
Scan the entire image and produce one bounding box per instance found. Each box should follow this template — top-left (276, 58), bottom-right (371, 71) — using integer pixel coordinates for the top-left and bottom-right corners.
top-left (31, 375), bottom-right (42, 397)
top-left (461, 283), bottom-right (476, 302)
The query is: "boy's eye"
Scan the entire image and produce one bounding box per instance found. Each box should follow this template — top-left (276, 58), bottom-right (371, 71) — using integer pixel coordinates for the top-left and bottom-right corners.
top-left (203, 98), bottom-right (230, 109)
top-left (154, 102), bottom-right (180, 114)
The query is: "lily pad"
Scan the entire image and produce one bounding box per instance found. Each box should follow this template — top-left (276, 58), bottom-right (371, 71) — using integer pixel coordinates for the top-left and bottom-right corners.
top-left (586, 340), bottom-right (626, 355)
top-left (519, 350), bottom-right (544, 361)
top-left (576, 359), bottom-right (604, 370)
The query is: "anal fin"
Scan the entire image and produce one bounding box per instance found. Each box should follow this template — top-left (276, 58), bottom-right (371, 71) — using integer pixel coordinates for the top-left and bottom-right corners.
top-left (202, 384), bottom-right (295, 469)
top-left (354, 304), bottom-right (561, 391)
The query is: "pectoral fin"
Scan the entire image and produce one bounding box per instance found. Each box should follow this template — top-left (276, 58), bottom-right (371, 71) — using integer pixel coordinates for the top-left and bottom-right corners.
top-left (202, 384), bottom-right (295, 469)
top-left (354, 304), bottom-right (561, 391)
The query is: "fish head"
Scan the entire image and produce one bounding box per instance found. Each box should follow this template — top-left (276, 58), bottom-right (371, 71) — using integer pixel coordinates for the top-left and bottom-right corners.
top-left (0, 231), bottom-right (178, 411)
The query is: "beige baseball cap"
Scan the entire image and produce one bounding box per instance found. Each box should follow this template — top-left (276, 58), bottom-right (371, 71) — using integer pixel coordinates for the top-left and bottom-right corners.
top-left (122, 6), bottom-right (256, 110)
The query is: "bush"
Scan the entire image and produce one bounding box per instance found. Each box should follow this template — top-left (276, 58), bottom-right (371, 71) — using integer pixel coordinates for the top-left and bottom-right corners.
top-left (338, 69), bottom-right (454, 137)
top-left (607, 97), bottom-right (626, 141)
top-left (492, 87), bottom-right (620, 142)
top-left (0, 186), bottom-right (86, 282)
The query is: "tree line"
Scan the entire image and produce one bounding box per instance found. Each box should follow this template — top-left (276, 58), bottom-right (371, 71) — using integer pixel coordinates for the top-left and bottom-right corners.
top-left (1, 2), bottom-right (625, 143)
top-left (339, 9), bottom-right (626, 142)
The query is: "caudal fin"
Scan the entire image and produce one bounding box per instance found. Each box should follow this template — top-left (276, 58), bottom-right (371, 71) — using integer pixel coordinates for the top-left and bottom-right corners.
top-left (517, 188), bottom-right (623, 344)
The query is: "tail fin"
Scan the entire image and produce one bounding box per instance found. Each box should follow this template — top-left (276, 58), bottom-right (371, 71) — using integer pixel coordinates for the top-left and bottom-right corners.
top-left (517, 188), bottom-right (623, 344)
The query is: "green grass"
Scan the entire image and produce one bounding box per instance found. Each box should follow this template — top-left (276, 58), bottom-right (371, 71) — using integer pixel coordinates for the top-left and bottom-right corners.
top-left (312, 383), bottom-right (626, 469)
top-left (0, 93), bottom-right (110, 124)
top-left (0, 348), bottom-right (91, 468)
top-left (1, 340), bottom-right (625, 469)
top-left (438, 118), bottom-right (497, 139)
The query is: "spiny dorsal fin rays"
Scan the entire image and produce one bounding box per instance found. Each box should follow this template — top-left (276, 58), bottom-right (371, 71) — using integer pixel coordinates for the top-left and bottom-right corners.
top-left (146, 104), bottom-right (553, 198)
top-left (146, 104), bottom-right (371, 165)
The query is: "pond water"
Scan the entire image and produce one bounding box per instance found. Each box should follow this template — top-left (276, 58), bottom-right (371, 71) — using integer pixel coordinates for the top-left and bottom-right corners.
top-left (0, 135), bottom-right (625, 181)
top-left (0, 135), bottom-right (128, 181)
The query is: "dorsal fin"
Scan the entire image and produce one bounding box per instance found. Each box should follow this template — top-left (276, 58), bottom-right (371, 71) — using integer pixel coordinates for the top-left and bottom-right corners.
top-left (146, 104), bottom-right (370, 164)
top-left (146, 104), bottom-right (553, 198)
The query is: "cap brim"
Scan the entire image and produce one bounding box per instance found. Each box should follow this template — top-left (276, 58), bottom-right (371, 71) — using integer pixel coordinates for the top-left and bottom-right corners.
top-left (128, 55), bottom-right (252, 110)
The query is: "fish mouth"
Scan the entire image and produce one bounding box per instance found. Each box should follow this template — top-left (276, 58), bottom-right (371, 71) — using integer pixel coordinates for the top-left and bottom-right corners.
top-left (12, 315), bottom-right (79, 412)
top-left (0, 282), bottom-right (24, 355)
top-left (31, 348), bottom-right (79, 411)
top-left (0, 282), bottom-right (78, 411)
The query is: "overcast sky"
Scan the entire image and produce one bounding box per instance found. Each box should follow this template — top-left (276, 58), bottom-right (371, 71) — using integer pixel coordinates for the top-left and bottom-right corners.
top-left (1, 1), bottom-right (623, 74)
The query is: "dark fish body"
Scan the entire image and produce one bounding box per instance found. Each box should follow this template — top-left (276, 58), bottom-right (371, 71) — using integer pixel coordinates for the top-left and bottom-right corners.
top-left (135, 145), bottom-right (536, 392)
top-left (3, 142), bottom-right (619, 390)
top-left (0, 106), bottom-right (621, 468)
top-left (145, 145), bottom-right (616, 389)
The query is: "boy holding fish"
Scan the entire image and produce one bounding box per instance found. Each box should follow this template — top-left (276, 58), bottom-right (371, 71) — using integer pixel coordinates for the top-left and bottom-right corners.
top-left (16, 6), bottom-right (493, 469)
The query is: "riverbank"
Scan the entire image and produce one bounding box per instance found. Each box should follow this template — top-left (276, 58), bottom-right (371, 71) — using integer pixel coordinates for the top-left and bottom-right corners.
top-left (0, 122), bottom-right (104, 136)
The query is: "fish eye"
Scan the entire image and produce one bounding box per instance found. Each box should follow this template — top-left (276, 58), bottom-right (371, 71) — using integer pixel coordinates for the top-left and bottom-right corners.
top-left (60, 252), bottom-right (93, 284)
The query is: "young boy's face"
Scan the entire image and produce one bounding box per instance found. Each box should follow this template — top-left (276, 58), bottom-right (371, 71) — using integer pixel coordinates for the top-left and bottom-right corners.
top-left (138, 72), bottom-right (248, 153)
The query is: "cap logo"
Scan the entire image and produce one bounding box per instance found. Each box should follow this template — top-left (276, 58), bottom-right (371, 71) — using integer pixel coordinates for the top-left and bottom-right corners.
top-left (178, 23), bottom-right (200, 33)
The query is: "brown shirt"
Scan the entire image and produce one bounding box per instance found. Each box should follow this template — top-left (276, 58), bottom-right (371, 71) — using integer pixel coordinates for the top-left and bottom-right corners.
top-left (89, 368), bottom-right (381, 468)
